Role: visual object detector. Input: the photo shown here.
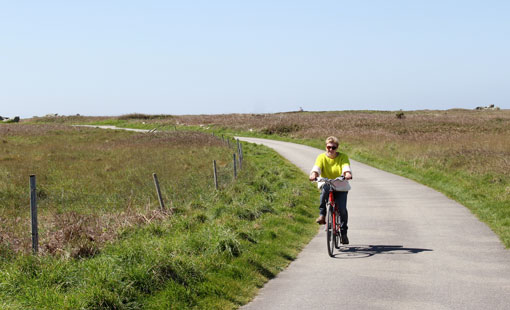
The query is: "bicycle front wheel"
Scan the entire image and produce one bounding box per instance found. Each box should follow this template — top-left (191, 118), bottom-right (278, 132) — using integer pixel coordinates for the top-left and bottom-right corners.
top-left (334, 209), bottom-right (341, 249)
top-left (326, 204), bottom-right (334, 257)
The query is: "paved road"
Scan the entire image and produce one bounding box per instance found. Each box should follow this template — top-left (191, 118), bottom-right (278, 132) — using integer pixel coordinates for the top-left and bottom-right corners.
top-left (237, 137), bottom-right (510, 310)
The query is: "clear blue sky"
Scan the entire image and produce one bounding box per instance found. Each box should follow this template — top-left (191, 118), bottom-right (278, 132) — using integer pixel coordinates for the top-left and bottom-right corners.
top-left (1, 1), bottom-right (509, 118)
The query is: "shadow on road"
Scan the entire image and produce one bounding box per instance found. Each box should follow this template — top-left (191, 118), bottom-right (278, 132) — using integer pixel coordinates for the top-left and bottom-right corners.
top-left (333, 245), bottom-right (433, 259)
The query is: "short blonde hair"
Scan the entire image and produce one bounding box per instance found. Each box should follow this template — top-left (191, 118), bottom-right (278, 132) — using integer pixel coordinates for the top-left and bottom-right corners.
top-left (325, 136), bottom-right (339, 146)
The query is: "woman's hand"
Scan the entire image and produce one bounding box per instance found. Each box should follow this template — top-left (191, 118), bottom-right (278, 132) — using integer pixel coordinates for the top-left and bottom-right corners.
top-left (344, 171), bottom-right (352, 180)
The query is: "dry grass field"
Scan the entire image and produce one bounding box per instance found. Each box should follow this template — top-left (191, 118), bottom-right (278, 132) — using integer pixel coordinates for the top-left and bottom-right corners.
top-left (103, 110), bottom-right (509, 178)
top-left (165, 109), bottom-right (510, 184)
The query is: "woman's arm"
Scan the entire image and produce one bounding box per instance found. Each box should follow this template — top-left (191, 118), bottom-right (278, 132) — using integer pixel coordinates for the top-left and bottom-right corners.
top-left (310, 155), bottom-right (323, 181)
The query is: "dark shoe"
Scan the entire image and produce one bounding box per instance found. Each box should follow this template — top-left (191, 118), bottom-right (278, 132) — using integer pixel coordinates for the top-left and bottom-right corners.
top-left (341, 233), bottom-right (349, 245)
top-left (316, 215), bottom-right (326, 225)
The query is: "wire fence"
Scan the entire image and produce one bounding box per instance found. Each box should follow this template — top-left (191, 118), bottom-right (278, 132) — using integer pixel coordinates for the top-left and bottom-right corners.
top-left (25, 134), bottom-right (245, 255)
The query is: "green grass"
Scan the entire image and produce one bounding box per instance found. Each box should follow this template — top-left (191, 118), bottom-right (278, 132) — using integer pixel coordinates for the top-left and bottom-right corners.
top-left (0, 124), bottom-right (318, 309)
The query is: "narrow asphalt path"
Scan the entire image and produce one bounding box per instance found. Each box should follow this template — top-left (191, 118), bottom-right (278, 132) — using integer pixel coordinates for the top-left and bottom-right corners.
top-left (237, 137), bottom-right (510, 310)
top-left (73, 125), bottom-right (153, 132)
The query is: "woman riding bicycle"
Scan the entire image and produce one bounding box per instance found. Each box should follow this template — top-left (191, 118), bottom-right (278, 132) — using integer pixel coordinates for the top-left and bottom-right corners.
top-left (309, 136), bottom-right (352, 244)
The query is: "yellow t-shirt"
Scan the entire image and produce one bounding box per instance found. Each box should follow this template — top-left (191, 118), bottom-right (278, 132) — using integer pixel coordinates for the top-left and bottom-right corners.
top-left (311, 152), bottom-right (352, 191)
top-left (313, 152), bottom-right (351, 179)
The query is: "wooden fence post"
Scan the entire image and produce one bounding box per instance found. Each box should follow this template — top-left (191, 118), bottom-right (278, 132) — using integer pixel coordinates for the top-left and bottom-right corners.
top-left (213, 160), bottom-right (219, 190)
top-left (29, 175), bottom-right (38, 254)
top-left (153, 173), bottom-right (165, 210)
top-left (239, 143), bottom-right (243, 169)
top-left (233, 154), bottom-right (237, 179)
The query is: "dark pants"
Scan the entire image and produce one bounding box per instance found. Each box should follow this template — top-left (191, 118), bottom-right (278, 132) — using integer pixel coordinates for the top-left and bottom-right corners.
top-left (319, 184), bottom-right (348, 233)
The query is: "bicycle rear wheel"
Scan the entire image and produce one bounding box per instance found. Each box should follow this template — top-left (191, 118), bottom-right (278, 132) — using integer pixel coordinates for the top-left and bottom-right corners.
top-left (326, 204), bottom-right (335, 257)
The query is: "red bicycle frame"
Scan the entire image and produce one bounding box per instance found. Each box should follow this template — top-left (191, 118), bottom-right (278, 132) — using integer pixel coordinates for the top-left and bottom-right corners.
top-left (329, 191), bottom-right (336, 234)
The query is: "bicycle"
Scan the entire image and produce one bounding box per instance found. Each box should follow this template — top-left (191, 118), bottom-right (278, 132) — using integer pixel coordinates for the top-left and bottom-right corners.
top-left (314, 176), bottom-right (346, 257)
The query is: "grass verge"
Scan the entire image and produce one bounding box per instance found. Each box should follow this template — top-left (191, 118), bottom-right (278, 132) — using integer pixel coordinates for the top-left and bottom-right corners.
top-left (0, 125), bottom-right (318, 309)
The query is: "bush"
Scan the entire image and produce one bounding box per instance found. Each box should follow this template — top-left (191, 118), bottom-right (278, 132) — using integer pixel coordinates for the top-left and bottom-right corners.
top-left (395, 111), bottom-right (405, 119)
top-left (261, 123), bottom-right (301, 135)
top-left (117, 114), bottom-right (173, 120)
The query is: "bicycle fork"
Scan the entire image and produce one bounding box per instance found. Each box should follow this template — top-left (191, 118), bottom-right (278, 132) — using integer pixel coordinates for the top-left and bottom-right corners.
top-left (326, 191), bottom-right (336, 232)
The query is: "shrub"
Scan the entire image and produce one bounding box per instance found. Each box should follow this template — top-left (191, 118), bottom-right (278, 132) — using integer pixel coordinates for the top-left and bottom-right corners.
top-left (117, 114), bottom-right (173, 120)
top-left (261, 123), bottom-right (301, 135)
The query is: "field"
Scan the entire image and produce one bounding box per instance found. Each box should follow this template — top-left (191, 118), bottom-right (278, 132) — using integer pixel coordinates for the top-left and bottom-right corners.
top-left (87, 109), bottom-right (510, 247)
top-left (0, 124), bottom-right (234, 256)
top-left (3, 109), bottom-right (508, 308)
top-left (0, 123), bottom-right (318, 309)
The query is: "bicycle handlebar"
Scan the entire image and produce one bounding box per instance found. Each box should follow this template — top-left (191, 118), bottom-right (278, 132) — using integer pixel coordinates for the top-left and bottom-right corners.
top-left (313, 176), bottom-right (345, 183)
